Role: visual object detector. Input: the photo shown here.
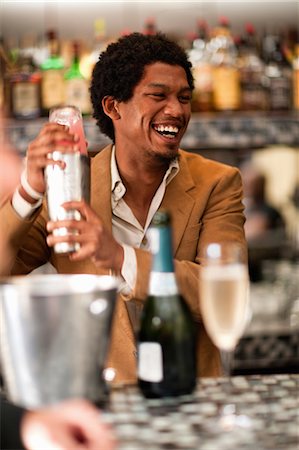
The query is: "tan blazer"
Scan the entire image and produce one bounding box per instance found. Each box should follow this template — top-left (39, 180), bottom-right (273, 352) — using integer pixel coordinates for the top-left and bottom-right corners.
top-left (0, 145), bottom-right (246, 384)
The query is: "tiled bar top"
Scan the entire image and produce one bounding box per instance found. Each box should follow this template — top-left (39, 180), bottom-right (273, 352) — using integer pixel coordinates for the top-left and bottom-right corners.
top-left (103, 374), bottom-right (299, 450)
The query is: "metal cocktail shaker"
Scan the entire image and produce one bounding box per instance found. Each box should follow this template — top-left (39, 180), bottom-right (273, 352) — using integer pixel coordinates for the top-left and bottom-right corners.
top-left (45, 105), bottom-right (90, 254)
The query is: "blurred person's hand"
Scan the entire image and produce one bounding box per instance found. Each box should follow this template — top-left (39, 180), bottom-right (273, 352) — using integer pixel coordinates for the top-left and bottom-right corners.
top-left (0, 150), bottom-right (22, 203)
top-left (21, 398), bottom-right (116, 450)
top-left (0, 110), bottom-right (22, 204)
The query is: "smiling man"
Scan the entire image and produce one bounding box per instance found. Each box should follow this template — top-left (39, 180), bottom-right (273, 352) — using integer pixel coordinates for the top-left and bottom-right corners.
top-left (0, 33), bottom-right (246, 383)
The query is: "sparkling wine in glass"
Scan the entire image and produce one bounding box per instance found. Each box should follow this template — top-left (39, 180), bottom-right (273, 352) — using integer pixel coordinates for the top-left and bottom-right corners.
top-left (200, 242), bottom-right (251, 429)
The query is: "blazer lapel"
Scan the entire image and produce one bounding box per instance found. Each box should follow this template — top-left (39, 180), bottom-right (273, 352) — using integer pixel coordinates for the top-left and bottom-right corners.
top-left (91, 146), bottom-right (195, 257)
top-left (90, 145), bottom-right (113, 233)
top-left (160, 151), bottom-right (196, 256)
top-left (91, 145), bottom-right (136, 343)
top-left (58, 145), bottom-right (113, 275)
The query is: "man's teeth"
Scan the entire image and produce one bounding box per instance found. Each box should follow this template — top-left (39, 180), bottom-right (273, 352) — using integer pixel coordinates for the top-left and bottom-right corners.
top-left (154, 125), bottom-right (179, 137)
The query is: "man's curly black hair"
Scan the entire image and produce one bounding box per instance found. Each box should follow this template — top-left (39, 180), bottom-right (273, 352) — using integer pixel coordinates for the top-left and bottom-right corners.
top-left (90, 32), bottom-right (194, 143)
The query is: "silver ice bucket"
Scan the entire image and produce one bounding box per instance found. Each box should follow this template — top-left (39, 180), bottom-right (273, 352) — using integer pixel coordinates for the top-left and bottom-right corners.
top-left (0, 274), bottom-right (118, 408)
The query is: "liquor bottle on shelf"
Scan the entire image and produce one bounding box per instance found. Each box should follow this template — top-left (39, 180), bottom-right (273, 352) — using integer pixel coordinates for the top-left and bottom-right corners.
top-left (0, 36), bottom-right (17, 116)
top-left (9, 35), bottom-right (42, 119)
top-left (138, 210), bottom-right (197, 399)
top-left (238, 23), bottom-right (268, 111)
top-left (293, 43), bottom-right (299, 110)
top-left (64, 41), bottom-right (91, 115)
top-left (209, 16), bottom-right (241, 111)
top-left (263, 31), bottom-right (293, 111)
top-left (40, 29), bottom-right (65, 115)
top-left (188, 19), bottom-right (213, 112)
top-left (142, 17), bottom-right (157, 36)
top-left (183, 31), bottom-right (198, 51)
top-left (79, 18), bottom-right (108, 82)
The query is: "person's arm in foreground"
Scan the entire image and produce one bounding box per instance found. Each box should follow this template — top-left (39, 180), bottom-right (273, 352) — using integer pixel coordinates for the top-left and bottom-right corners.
top-left (1, 395), bottom-right (116, 450)
top-left (21, 399), bottom-right (116, 450)
top-left (1, 393), bottom-right (26, 449)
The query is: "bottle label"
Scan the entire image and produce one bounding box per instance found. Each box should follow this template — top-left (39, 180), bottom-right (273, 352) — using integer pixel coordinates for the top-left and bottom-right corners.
top-left (12, 82), bottom-right (40, 116)
top-left (65, 79), bottom-right (91, 114)
top-left (212, 67), bottom-right (240, 110)
top-left (138, 342), bottom-right (163, 382)
top-left (149, 272), bottom-right (178, 296)
top-left (269, 77), bottom-right (291, 110)
top-left (42, 70), bottom-right (65, 109)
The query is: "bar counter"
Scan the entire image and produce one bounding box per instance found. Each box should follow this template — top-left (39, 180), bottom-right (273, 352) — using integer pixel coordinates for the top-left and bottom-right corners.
top-left (103, 374), bottom-right (298, 450)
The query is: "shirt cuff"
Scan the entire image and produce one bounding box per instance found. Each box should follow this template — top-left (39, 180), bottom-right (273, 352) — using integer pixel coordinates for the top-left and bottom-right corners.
top-left (119, 244), bottom-right (137, 295)
top-left (12, 188), bottom-right (43, 219)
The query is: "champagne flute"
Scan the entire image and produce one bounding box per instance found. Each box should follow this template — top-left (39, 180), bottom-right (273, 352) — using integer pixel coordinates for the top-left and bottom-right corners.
top-left (199, 241), bottom-right (251, 429)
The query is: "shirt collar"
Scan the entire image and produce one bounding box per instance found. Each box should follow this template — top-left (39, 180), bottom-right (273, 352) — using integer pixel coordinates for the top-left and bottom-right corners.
top-left (165, 157), bottom-right (180, 185)
top-left (111, 145), bottom-right (180, 201)
top-left (111, 146), bottom-right (123, 191)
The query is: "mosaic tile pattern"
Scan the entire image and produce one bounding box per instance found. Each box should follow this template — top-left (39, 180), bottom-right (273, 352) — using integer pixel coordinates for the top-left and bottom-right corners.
top-left (103, 375), bottom-right (299, 450)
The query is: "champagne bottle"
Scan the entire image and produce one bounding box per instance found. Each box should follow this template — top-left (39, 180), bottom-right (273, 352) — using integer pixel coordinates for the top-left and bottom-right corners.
top-left (138, 210), bottom-right (197, 398)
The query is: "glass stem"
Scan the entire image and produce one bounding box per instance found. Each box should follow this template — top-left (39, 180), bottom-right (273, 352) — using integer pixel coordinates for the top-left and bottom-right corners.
top-left (221, 350), bottom-right (234, 404)
top-left (221, 349), bottom-right (233, 378)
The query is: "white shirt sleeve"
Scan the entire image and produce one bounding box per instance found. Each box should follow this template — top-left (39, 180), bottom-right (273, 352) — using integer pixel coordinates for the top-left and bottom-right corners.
top-left (11, 189), bottom-right (42, 219)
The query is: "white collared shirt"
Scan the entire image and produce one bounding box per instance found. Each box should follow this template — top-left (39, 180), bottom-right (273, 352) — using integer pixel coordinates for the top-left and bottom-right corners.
top-left (111, 146), bottom-right (179, 294)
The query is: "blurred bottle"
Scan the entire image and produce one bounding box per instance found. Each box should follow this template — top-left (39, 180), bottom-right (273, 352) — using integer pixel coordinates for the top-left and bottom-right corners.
top-left (188, 19), bottom-right (213, 112)
top-left (9, 34), bottom-right (41, 119)
top-left (0, 38), bottom-right (6, 112)
top-left (182, 31), bottom-right (198, 51)
top-left (263, 31), bottom-right (292, 111)
top-left (238, 23), bottom-right (267, 111)
top-left (40, 30), bottom-right (65, 114)
top-left (281, 26), bottom-right (298, 67)
top-left (142, 17), bottom-right (157, 36)
top-left (64, 41), bottom-right (91, 115)
top-left (138, 210), bottom-right (197, 398)
top-left (119, 28), bottom-right (132, 38)
top-left (79, 18), bottom-right (108, 81)
top-left (0, 36), bottom-right (17, 116)
top-left (209, 16), bottom-right (241, 111)
top-left (292, 43), bottom-right (299, 110)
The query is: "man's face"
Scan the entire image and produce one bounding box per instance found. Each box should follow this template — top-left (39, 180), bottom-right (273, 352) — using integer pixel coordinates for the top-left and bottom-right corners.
top-left (115, 62), bottom-right (192, 162)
